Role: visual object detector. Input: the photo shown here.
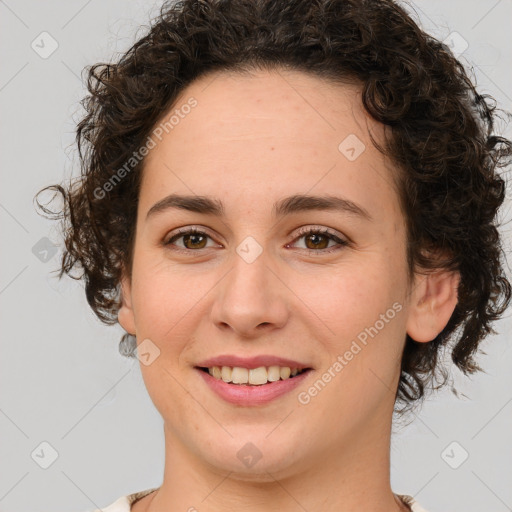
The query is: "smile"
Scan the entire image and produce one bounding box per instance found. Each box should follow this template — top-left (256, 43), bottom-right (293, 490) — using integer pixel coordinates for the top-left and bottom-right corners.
top-left (195, 366), bottom-right (313, 406)
top-left (199, 365), bottom-right (308, 385)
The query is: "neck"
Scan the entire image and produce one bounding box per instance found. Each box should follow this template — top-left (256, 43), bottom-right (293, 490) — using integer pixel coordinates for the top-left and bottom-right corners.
top-left (145, 408), bottom-right (405, 512)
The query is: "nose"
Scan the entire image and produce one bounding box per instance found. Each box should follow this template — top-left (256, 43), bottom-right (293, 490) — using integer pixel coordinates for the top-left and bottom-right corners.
top-left (210, 250), bottom-right (289, 338)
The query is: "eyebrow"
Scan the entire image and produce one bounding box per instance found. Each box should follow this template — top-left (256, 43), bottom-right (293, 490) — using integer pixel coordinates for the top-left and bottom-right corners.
top-left (146, 193), bottom-right (372, 222)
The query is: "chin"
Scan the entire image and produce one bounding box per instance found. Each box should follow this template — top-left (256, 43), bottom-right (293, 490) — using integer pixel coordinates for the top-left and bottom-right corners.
top-left (195, 431), bottom-right (308, 480)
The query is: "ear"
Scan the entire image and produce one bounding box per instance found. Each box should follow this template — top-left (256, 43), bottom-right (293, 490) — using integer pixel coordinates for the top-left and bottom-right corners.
top-left (118, 270), bottom-right (136, 336)
top-left (406, 268), bottom-right (460, 343)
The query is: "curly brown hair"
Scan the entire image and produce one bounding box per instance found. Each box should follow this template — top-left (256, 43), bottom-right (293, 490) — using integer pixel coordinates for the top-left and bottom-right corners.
top-left (36, 0), bottom-right (512, 413)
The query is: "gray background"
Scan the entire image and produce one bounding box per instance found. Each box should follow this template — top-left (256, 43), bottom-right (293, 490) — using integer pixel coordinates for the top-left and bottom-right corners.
top-left (0, 1), bottom-right (511, 511)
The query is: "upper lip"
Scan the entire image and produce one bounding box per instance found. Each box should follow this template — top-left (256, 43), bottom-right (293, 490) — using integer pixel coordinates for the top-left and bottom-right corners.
top-left (195, 355), bottom-right (312, 370)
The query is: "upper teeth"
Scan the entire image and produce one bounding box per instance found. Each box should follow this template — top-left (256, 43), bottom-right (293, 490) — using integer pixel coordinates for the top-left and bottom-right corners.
top-left (207, 366), bottom-right (303, 385)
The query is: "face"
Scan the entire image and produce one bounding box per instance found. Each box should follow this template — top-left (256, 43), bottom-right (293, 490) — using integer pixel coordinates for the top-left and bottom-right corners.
top-left (118, 68), bottom-right (451, 479)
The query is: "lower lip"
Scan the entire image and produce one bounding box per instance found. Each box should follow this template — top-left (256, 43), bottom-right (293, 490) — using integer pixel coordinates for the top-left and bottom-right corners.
top-left (196, 368), bottom-right (312, 406)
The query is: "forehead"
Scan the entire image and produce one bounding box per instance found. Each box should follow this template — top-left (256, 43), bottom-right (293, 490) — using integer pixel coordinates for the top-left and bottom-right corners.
top-left (139, 68), bottom-right (401, 223)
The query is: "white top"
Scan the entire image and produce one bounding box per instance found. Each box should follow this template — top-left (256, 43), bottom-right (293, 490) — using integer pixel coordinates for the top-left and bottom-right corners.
top-left (92, 487), bottom-right (430, 512)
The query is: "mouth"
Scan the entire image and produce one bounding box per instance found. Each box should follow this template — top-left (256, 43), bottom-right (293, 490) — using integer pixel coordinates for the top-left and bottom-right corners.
top-left (195, 365), bottom-right (313, 386)
top-left (195, 365), bottom-right (314, 406)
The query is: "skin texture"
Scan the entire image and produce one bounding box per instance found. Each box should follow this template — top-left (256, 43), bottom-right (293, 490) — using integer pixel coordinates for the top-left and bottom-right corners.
top-left (119, 68), bottom-right (459, 512)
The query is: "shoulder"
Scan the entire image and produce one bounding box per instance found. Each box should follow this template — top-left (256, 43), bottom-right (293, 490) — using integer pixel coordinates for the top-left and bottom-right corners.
top-left (89, 487), bottom-right (160, 512)
top-left (397, 494), bottom-right (431, 512)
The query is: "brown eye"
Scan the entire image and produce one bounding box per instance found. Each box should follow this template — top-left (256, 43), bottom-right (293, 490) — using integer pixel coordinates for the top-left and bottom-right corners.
top-left (181, 232), bottom-right (208, 249)
top-left (164, 227), bottom-right (348, 255)
top-left (288, 227), bottom-right (349, 254)
top-left (165, 229), bottom-right (214, 251)
top-left (304, 232), bottom-right (330, 250)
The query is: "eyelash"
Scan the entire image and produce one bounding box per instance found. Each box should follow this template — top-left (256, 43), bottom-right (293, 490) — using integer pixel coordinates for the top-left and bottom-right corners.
top-left (164, 226), bottom-right (349, 255)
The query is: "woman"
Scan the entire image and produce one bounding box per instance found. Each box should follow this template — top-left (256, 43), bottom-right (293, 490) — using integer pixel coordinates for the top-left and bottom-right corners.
top-left (36, 0), bottom-right (511, 511)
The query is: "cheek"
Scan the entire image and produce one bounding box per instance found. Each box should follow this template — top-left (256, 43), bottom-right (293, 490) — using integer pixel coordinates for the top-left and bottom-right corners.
top-left (297, 263), bottom-right (399, 338)
top-left (130, 257), bottom-right (198, 328)
top-left (296, 257), bottom-right (408, 396)
top-left (303, 268), bottom-right (406, 409)
top-left (129, 259), bottom-right (222, 369)
top-left (139, 359), bottom-right (195, 425)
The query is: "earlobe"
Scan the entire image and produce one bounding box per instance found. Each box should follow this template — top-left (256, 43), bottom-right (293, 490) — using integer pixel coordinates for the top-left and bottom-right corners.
top-left (406, 269), bottom-right (460, 343)
top-left (118, 272), bottom-right (136, 336)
